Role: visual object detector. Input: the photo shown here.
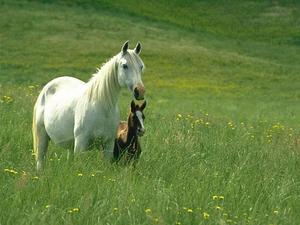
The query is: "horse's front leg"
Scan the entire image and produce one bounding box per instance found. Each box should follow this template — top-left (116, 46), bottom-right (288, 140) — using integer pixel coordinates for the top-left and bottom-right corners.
top-left (103, 138), bottom-right (115, 161)
top-left (74, 133), bottom-right (89, 154)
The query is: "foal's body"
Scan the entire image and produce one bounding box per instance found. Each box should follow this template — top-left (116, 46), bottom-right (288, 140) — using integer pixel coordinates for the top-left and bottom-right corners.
top-left (114, 121), bottom-right (141, 161)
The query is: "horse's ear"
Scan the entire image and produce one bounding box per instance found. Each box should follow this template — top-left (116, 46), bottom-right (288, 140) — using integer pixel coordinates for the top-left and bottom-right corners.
top-left (134, 42), bottom-right (141, 54)
top-left (122, 41), bottom-right (129, 55)
top-left (131, 100), bottom-right (136, 112)
top-left (140, 100), bottom-right (146, 111)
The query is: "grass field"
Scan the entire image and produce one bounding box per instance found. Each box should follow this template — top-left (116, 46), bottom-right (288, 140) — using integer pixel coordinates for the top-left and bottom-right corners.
top-left (1, 0), bottom-right (300, 224)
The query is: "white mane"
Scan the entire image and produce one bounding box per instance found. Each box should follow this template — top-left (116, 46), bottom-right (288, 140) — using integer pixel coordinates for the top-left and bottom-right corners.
top-left (85, 54), bottom-right (120, 111)
top-left (84, 50), bottom-right (145, 112)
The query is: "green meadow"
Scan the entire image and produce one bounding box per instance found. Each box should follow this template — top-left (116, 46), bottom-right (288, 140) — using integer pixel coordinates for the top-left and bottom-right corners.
top-left (0, 0), bottom-right (300, 224)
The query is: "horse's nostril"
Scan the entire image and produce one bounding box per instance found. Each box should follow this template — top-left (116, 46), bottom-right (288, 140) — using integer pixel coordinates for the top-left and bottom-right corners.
top-left (138, 128), bottom-right (145, 134)
top-left (134, 88), bottom-right (139, 98)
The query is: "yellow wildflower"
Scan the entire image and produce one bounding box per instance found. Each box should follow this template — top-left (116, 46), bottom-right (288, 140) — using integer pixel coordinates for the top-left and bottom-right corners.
top-left (187, 208), bottom-right (193, 213)
top-left (187, 114), bottom-right (193, 119)
top-left (77, 173), bottom-right (83, 177)
top-left (273, 210), bottom-right (279, 215)
top-left (215, 206), bottom-right (223, 210)
top-left (145, 208), bottom-right (152, 213)
top-left (72, 208), bottom-right (80, 212)
top-left (108, 178), bottom-right (116, 182)
top-left (113, 207), bottom-right (118, 212)
top-left (32, 176), bottom-right (39, 180)
top-left (2, 95), bottom-right (13, 103)
top-left (203, 212), bottom-right (209, 219)
top-left (213, 195), bottom-right (219, 200)
top-left (45, 205), bottom-right (51, 209)
top-left (176, 114), bottom-right (182, 121)
top-left (4, 168), bottom-right (18, 174)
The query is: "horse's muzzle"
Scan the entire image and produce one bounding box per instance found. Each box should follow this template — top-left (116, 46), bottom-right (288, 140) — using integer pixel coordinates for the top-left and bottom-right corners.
top-left (137, 128), bottom-right (145, 137)
top-left (133, 85), bottom-right (145, 100)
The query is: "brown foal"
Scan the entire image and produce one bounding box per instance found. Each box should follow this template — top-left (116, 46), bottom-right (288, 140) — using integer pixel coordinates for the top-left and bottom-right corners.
top-left (114, 100), bottom-right (146, 162)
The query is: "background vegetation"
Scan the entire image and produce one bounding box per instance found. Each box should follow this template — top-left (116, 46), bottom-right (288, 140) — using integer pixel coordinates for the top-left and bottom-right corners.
top-left (0, 0), bottom-right (299, 224)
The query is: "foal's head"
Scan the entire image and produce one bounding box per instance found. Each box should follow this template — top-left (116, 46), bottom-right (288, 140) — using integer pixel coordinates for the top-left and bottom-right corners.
top-left (129, 100), bottom-right (146, 137)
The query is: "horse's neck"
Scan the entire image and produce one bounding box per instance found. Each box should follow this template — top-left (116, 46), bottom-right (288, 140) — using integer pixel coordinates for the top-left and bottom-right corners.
top-left (87, 57), bottom-right (121, 111)
top-left (125, 116), bottom-right (138, 146)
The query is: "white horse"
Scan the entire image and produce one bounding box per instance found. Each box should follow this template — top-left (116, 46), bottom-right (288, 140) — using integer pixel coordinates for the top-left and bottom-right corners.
top-left (32, 41), bottom-right (145, 171)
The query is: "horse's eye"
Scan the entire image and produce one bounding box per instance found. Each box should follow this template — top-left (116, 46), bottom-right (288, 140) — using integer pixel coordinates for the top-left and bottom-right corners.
top-left (141, 65), bottom-right (143, 70)
top-left (123, 64), bottom-right (128, 69)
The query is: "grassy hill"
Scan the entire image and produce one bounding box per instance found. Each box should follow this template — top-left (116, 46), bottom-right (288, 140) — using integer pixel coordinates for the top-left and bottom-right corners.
top-left (0, 0), bottom-right (299, 224)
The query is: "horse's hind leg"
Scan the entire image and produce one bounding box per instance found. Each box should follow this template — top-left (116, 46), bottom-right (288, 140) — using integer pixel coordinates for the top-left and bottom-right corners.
top-left (34, 124), bottom-right (50, 171)
top-left (67, 144), bottom-right (74, 163)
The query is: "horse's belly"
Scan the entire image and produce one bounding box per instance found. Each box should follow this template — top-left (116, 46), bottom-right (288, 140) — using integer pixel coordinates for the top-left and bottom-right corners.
top-left (44, 106), bottom-right (75, 144)
top-left (44, 92), bottom-right (80, 145)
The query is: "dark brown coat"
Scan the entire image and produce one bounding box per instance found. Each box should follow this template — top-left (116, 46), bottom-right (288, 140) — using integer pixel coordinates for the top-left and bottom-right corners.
top-left (113, 101), bottom-right (146, 162)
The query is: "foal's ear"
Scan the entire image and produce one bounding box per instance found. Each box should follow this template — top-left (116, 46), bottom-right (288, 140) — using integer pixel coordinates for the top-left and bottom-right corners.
top-left (122, 41), bottom-right (129, 55)
top-left (134, 42), bottom-right (142, 55)
top-left (131, 100), bottom-right (136, 112)
top-left (140, 100), bottom-right (147, 111)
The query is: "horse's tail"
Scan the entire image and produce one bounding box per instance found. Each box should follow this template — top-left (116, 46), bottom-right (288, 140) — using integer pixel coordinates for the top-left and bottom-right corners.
top-left (32, 90), bottom-right (45, 161)
top-left (32, 86), bottom-right (51, 171)
top-left (32, 102), bottom-right (38, 160)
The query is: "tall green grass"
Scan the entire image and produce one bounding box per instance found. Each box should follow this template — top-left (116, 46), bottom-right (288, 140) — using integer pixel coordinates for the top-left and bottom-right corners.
top-left (1, 0), bottom-right (299, 224)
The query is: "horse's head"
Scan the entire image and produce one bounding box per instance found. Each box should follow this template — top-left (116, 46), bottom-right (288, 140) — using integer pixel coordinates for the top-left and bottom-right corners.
top-left (129, 100), bottom-right (146, 137)
top-left (117, 41), bottom-right (145, 100)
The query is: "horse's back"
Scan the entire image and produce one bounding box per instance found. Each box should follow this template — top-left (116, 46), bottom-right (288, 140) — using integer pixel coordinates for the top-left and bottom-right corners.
top-left (43, 76), bottom-right (85, 94)
top-left (35, 76), bottom-right (86, 145)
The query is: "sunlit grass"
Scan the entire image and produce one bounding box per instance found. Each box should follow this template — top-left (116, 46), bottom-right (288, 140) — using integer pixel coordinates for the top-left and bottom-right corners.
top-left (1, 0), bottom-right (300, 224)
